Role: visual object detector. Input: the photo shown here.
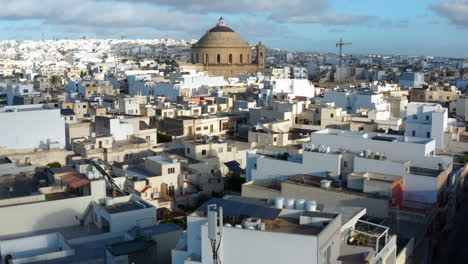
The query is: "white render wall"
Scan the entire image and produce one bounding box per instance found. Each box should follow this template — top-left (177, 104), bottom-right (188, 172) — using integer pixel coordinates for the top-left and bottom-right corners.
top-left (403, 173), bottom-right (439, 204)
top-left (0, 105), bottom-right (65, 150)
top-left (310, 129), bottom-right (435, 163)
top-left (247, 151), bottom-right (341, 182)
top-left (318, 91), bottom-right (390, 114)
top-left (405, 103), bottom-right (448, 149)
top-left (200, 224), bottom-right (318, 264)
top-left (353, 157), bottom-right (408, 177)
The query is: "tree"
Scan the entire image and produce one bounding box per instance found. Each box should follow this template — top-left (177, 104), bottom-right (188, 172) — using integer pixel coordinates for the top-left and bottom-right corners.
top-left (47, 161), bottom-right (61, 168)
top-left (50, 75), bottom-right (62, 89)
top-left (157, 132), bottom-right (172, 143)
top-left (225, 172), bottom-right (245, 192)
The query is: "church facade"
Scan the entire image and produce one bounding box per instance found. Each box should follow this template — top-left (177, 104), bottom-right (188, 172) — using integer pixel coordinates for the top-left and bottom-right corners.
top-left (182, 18), bottom-right (265, 78)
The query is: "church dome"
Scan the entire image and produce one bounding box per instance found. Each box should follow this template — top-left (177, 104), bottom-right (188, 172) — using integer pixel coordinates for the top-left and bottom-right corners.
top-left (193, 17), bottom-right (250, 49)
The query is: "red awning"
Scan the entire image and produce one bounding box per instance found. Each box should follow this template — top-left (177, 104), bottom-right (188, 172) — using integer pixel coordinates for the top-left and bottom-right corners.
top-left (62, 172), bottom-right (90, 189)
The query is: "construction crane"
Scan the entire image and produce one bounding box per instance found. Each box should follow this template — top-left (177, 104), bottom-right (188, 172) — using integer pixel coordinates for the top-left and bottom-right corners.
top-left (336, 37), bottom-right (352, 66)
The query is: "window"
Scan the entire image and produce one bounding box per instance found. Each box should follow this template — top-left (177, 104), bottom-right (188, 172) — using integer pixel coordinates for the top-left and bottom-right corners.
top-left (202, 150), bottom-right (207, 155)
top-left (426, 132), bottom-right (431, 138)
top-left (447, 96), bottom-right (450, 100)
top-left (358, 127), bottom-right (364, 131)
top-left (229, 54), bottom-right (232, 64)
top-left (187, 148), bottom-right (190, 154)
top-left (425, 115), bottom-right (430, 121)
top-left (222, 122), bottom-right (228, 130)
top-left (203, 126), bottom-right (208, 130)
top-left (218, 147), bottom-right (223, 153)
top-left (217, 54), bottom-right (221, 64)
top-left (240, 54), bottom-right (243, 63)
top-left (196, 127), bottom-right (201, 131)
top-left (274, 137), bottom-right (277, 142)
top-left (196, 53), bottom-right (199, 63)
top-left (412, 130), bottom-right (416, 136)
top-left (343, 161), bottom-right (348, 168)
top-left (168, 167), bottom-right (175, 174)
top-left (168, 185), bottom-right (175, 196)
top-left (429, 96), bottom-right (433, 99)
top-left (413, 114), bottom-right (417, 120)
top-left (330, 114), bottom-right (334, 118)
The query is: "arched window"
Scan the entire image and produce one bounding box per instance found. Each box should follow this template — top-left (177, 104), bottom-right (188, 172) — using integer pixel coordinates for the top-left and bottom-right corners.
top-left (217, 54), bottom-right (221, 64)
top-left (196, 53), bottom-right (199, 63)
top-left (240, 54), bottom-right (243, 64)
top-left (229, 54), bottom-right (232, 64)
top-left (260, 52), bottom-right (263, 57)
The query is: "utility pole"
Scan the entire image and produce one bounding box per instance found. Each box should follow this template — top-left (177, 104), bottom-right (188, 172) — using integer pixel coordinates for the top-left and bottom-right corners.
top-left (336, 37), bottom-right (352, 67)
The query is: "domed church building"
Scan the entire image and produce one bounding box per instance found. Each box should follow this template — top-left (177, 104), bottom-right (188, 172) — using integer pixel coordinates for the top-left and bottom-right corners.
top-left (184, 17), bottom-right (265, 78)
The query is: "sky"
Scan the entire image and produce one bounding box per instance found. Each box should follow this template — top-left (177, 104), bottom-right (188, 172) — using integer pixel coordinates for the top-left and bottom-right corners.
top-left (1, 0), bottom-right (468, 57)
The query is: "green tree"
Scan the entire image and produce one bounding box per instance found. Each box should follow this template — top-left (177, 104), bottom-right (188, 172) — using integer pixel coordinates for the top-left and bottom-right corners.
top-left (225, 172), bottom-right (246, 192)
top-left (47, 161), bottom-right (62, 168)
top-left (50, 75), bottom-right (62, 89)
top-left (157, 132), bottom-right (172, 143)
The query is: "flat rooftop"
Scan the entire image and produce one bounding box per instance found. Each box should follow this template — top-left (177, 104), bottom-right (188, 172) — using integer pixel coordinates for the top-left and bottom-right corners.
top-left (146, 155), bottom-right (177, 165)
top-left (314, 128), bottom-right (433, 144)
top-left (103, 201), bottom-right (147, 214)
top-left (284, 174), bottom-right (389, 199)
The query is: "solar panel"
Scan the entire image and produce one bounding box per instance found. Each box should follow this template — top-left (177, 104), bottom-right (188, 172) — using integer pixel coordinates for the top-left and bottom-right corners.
top-left (224, 161), bottom-right (244, 174)
top-left (197, 198), bottom-right (281, 220)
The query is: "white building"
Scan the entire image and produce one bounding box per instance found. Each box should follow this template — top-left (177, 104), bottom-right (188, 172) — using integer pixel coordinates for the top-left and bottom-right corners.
top-left (172, 197), bottom-right (397, 264)
top-left (129, 73), bottom-right (228, 101)
top-left (247, 129), bottom-right (452, 205)
top-left (405, 103), bottom-right (448, 149)
top-left (455, 95), bottom-right (468, 121)
top-left (0, 104), bottom-right (65, 150)
top-left (6, 83), bottom-right (39, 105)
top-left (259, 79), bottom-right (314, 107)
top-left (399, 72), bottom-right (424, 89)
top-left (318, 91), bottom-right (390, 114)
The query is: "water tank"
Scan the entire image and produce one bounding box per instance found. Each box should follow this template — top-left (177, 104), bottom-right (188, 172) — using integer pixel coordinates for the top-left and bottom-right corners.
top-left (248, 226), bottom-right (255, 230)
top-left (285, 198), bottom-right (296, 209)
top-left (295, 199), bottom-right (306, 210)
top-left (320, 179), bottom-right (332, 189)
top-left (306, 200), bottom-right (317, 211)
top-left (224, 223), bottom-right (232, 227)
top-left (234, 224), bottom-right (243, 229)
top-left (105, 198), bottom-right (114, 206)
top-left (275, 197), bottom-right (285, 209)
top-left (86, 170), bottom-right (95, 180)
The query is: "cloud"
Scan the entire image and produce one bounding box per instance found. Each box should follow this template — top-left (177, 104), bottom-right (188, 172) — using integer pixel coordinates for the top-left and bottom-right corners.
top-left (0, 0), bottom-right (205, 33)
top-left (115, 0), bottom-right (330, 15)
top-left (272, 12), bottom-right (376, 25)
top-left (430, 0), bottom-right (468, 27)
top-left (114, 0), bottom-right (377, 26)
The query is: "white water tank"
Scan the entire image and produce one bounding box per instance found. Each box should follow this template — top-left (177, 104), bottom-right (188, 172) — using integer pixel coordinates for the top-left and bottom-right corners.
top-left (235, 224), bottom-right (243, 229)
top-left (295, 199), bottom-right (306, 210)
top-left (285, 198), bottom-right (296, 209)
top-left (224, 223), bottom-right (232, 227)
top-left (306, 200), bottom-right (317, 211)
top-left (275, 197), bottom-right (285, 209)
top-left (320, 179), bottom-right (331, 189)
top-left (105, 198), bottom-right (114, 206)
